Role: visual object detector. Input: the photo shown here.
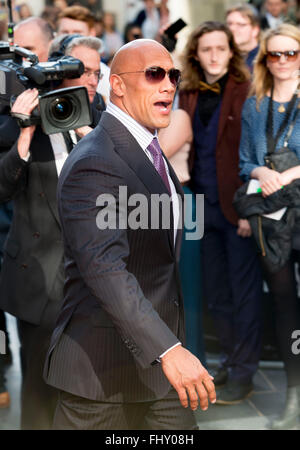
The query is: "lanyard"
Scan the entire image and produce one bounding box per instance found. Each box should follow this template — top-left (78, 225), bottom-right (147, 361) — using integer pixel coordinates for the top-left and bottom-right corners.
top-left (266, 85), bottom-right (299, 155)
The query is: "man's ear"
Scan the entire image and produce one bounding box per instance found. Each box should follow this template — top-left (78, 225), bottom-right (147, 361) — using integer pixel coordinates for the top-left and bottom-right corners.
top-left (110, 74), bottom-right (125, 97)
top-left (46, 39), bottom-right (53, 59)
top-left (252, 25), bottom-right (260, 40)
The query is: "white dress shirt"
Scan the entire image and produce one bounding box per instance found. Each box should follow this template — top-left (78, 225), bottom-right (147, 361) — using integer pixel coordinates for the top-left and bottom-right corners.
top-left (265, 12), bottom-right (284, 29)
top-left (21, 131), bottom-right (77, 176)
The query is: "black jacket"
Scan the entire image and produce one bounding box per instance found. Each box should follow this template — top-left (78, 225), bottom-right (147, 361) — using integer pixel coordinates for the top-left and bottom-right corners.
top-left (0, 101), bottom-right (104, 325)
top-left (233, 180), bottom-right (300, 273)
top-left (44, 112), bottom-right (185, 403)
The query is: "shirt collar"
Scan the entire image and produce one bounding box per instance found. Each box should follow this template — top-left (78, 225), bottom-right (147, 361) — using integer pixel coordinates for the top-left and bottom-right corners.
top-left (265, 12), bottom-right (283, 26)
top-left (106, 101), bottom-right (158, 151)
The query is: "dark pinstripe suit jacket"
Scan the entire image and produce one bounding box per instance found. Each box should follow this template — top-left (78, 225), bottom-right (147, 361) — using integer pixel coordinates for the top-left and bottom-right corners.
top-left (44, 112), bottom-right (186, 403)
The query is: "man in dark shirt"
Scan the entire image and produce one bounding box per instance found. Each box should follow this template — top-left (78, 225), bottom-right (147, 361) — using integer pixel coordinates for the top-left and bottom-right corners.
top-left (179, 21), bottom-right (263, 405)
top-left (0, 30), bottom-right (104, 429)
top-left (260, 0), bottom-right (286, 29)
top-left (0, 202), bottom-right (13, 409)
top-left (226, 3), bottom-right (260, 72)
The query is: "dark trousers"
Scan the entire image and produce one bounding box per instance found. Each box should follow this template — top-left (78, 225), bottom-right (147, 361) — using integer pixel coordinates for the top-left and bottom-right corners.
top-left (262, 250), bottom-right (300, 387)
top-left (17, 299), bottom-right (60, 430)
top-left (180, 187), bottom-right (206, 364)
top-left (202, 200), bottom-right (263, 383)
top-left (53, 388), bottom-right (198, 430)
top-left (0, 310), bottom-right (8, 393)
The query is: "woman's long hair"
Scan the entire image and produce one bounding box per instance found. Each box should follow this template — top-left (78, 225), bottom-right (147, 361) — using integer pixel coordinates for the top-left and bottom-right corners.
top-left (251, 23), bottom-right (300, 108)
top-left (180, 21), bottom-right (250, 91)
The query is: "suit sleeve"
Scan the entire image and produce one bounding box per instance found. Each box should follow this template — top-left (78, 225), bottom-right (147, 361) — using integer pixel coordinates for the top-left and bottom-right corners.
top-left (0, 141), bottom-right (30, 202)
top-left (59, 154), bottom-right (180, 369)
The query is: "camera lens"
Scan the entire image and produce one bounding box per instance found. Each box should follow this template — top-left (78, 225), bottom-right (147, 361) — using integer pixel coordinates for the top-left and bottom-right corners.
top-left (50, 97), bottom-right (73, 121)
top-left (39, 86), bottom-right (91, 134)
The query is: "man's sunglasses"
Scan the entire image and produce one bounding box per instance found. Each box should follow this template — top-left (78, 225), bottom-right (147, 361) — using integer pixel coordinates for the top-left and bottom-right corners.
top-left (266, 50), bottom-right (300, 63)
top-left (117, 66), bottom-right (181, 87)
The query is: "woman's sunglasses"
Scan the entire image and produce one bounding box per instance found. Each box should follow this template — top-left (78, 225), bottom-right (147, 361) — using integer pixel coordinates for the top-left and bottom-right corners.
top-left (266, 50), bottom-right (300, 63)
top-left (117, 66), bottom-right (181, 87)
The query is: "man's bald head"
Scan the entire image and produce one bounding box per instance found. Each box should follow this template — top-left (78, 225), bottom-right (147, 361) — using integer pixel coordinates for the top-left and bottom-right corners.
top-left (14, 17), bottom-right (54, 62)
top-left (110, 39), bottom-right (171, 77)
top-left (110, 39), bottom-right (177, 133)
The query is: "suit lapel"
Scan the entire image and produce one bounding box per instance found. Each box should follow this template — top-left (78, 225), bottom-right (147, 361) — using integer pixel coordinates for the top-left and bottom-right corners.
top-left (217, 75), bottom-right (235, 145)
top-left (31, 129), bottom-right (60, 227)
top-left (101, 113), bottom-right (182, 256)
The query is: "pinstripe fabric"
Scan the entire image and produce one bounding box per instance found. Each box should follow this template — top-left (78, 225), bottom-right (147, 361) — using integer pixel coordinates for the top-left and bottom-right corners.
top-left (44, 113), bottom-right (186, 420)
top-left (53, 388), bottom-right (198, 430)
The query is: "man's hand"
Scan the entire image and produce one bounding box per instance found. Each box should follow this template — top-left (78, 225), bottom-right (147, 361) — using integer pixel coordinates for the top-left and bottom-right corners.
top-left (11, 89), bottom-right (39, 159)
top-left (75, 126), bottom-right (93, 139)
top-left (161, 345), bottom-right (216, 411)
top-left (237, 219), bottom-right (252, 238)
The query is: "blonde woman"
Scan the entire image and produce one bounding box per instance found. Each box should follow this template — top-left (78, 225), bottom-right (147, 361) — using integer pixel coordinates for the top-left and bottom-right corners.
top-left (239, 23), bottom-right (300, 430)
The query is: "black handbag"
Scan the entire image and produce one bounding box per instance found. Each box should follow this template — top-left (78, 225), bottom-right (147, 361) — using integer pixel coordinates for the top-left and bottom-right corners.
top-left (233, 89), bottom-right (300, 269)
top-left (264, 87), bottom-right (300, 172)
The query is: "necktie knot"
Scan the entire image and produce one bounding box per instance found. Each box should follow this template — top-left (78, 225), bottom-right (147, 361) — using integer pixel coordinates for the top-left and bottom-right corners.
top-left (147, 138), bottom-right (171, 194)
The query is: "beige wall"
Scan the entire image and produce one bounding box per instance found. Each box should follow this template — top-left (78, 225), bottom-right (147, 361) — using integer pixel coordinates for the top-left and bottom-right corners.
top-left (16, 0), bottom-right (45, 16)
top-left (100, 0), bottom-right (248, 51)
top-left (18, 0), bottom-right (249, 25)
top-left (188, 0), bottom-right (248, 28)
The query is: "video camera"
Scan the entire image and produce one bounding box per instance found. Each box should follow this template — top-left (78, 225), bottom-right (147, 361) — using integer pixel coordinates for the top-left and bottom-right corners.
top-left (0, 41), bottom-right (92, 134)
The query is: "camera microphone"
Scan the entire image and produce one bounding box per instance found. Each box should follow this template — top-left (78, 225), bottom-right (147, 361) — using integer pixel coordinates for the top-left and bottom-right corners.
top-left (23, 67), bottom-right (46, 85)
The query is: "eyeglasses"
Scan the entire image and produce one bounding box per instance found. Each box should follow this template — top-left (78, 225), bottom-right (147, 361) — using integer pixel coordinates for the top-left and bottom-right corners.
top-left (226, 21), bottom-right (251, 28)
top-left (266, 50), bottom-right (300, 62)
top-left (117, 66), bottom-right (181, 87)
top-left (82, 69), bottom-right (103, 80)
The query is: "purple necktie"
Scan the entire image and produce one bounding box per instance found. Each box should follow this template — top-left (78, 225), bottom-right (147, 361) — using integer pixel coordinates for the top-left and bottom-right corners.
top-left (147, 138), bottom-right (171, 194)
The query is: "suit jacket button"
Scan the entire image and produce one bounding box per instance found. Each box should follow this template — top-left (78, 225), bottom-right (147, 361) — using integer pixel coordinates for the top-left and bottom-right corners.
top-left (33, 232), bottom-right (40, 238)
top-left (21, 264), bottom-right (28, 269)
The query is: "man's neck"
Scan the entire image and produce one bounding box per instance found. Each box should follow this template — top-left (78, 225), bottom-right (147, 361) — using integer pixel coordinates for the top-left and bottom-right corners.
top-left (266, 11), bottom-right (282, 19)
top-left (239, 40), bottom-right (258, 53)
top-left (204, 69), bottom-right (229, 85)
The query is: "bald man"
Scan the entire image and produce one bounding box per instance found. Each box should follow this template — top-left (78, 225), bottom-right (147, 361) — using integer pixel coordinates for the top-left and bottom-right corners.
top-left (14, 17), bottom-right (54, 62)
top-left (44, 39), bottom-right (216, 430)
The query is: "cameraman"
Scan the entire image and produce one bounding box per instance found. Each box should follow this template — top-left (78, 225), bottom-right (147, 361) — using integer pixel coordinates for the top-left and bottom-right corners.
top-left (14, 17), bottom-right (54, 64)
top-left (0, 35), bottom-right (103, 430)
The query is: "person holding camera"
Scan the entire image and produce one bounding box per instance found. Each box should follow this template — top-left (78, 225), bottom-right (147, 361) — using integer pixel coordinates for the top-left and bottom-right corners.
top-left (0, 26), bottom-right (104, 429)
top-left (239, 23), bottom-right (300, 430)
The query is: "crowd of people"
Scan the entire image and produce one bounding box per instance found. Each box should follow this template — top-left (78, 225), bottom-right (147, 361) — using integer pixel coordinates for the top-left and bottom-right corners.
top-left (0, 0), bottom-right (299, 431)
